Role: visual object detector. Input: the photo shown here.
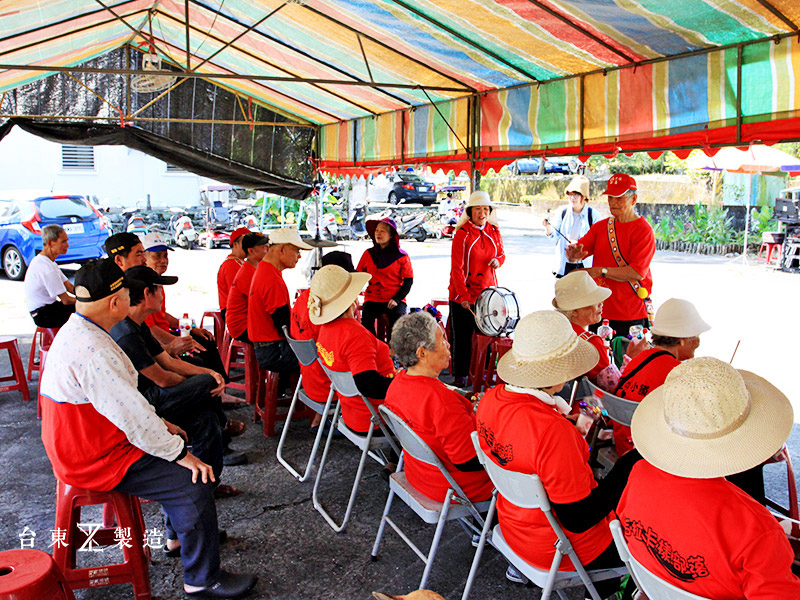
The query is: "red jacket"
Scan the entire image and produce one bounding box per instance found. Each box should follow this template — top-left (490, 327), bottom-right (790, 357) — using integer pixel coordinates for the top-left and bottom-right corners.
top-left (448, 221), bottom-right (505, 303)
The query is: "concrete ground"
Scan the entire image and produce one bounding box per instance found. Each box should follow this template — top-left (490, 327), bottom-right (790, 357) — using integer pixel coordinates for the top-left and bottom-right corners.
top-left (0, 205), bottom-right (798, 599)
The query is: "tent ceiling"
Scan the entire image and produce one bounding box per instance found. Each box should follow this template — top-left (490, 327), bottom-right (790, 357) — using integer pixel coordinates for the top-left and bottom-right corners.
top-left (1, 0), bottom-right (798, 126)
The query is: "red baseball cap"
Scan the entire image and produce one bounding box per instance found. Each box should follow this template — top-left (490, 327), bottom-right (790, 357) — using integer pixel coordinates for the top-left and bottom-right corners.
top-left (602, 173), bottom-right (637, 197)
top-left (230, 227), bottom-right (250, 244)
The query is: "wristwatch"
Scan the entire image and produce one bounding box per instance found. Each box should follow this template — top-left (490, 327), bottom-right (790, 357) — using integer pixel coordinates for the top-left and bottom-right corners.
top-left (600, 267), bottom-right (608, 278)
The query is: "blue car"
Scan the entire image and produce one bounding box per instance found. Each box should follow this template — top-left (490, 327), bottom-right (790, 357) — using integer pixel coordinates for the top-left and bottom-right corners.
top-left (0, 191), bottom-right (110, 280)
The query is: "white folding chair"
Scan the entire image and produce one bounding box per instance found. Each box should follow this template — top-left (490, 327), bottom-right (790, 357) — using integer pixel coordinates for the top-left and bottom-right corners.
top-left (462, 432), bottom-right (625, 600)
top-left (583, 377), bottom-right (640, 427)
top-left (372, 405), bottom-right (491, 589)
top-left (312, 363), bottom-right (400, 533)
top-left (276, 326), bottom-right (336, 482)
top-left (610, 520), bottom-right (712, 600)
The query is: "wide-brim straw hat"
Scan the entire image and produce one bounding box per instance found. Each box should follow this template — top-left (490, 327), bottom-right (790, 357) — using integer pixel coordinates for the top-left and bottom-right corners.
top-left (497, 311), bottom-right (599, 388)
top-left (552, 271), bottom-right (611, 311)
top-left (565, 175), bottom-right (590, 199)
top-left (632, 357), bottom-right (793, 479)
top-left (268, 227), bottom-right (313, 250)
top-left (308, 264), bottom-right (371, 325)
top-left (650, 298), bottom-right (710, 338)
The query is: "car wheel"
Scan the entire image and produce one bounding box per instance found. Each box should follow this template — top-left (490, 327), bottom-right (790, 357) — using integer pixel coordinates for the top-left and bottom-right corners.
top-left (388, 192), bottom-right (399, 205)
top-left (2, 245), bottom-right (26, 281)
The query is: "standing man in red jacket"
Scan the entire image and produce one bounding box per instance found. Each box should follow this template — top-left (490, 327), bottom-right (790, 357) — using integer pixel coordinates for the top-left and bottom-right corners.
top-left (448, 191), bottom-right (505, 388)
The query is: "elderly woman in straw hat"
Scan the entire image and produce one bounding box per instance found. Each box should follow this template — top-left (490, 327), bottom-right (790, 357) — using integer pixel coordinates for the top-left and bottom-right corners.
top-left (448, 190), bottom-right (505, 388)
top-left (544, 175), bottom-right (599, 277)
top-left (384, 311), bottom-right (492, 503)
top-left (309, 265), bottom-right (396, 435)
top-left (617, 357), bottom-right (800, 598)
top-left (612, 298), bottom-right (710, 456)
top-left (475, 311), bottom-right (642, 591)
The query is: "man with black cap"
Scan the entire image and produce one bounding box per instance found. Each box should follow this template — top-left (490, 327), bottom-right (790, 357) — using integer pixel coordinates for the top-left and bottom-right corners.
top-left (225, 232), bottom-right (269, 343)
top-left (111, 266), bottom-right (248, 475)
top-left (104, 232), bottom-right (147, 270)
top-left (39, 258), bottom-right (257, 599)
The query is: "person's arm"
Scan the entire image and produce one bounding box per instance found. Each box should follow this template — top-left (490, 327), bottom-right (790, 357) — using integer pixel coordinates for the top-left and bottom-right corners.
top-left (453, 456), bottom-right (484, 472)
top-left (739, 528), bottom-right (800, 599)
top-left (153, 351), bottom-right (225, 394)
top-left (57, 291), bottom-right (76, 305)
top-left (63, 280), bottom-right (75, 294)
top-left (353, 370), bottom-right (393, 399)
top-left (583, 264), bottom-right (643, 282)
top-left (140, 361), bottom-right (186, 387)
top-left (270, 304), bottom-right (291, 336)
top-left (449, 228), bottom-right (470, 304)
top-left (149, 325), bottom-right (204, 355)
top-left (163, 312), bottom-right (179, 329)
top-left (491, 225), bottom-right (505, 268)
top-left (551, 449), bottom-right (642, 533)
top-left (391, 277), bottom-right (413, 303)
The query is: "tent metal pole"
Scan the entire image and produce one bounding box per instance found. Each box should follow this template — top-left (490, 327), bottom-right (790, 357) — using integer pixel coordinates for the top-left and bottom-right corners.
top-left (184, 0), bottom-right (191, 71)
top-left (736, 45), bottom-right (743, 145)
top-left (0, 113), bottom-right (315, 127)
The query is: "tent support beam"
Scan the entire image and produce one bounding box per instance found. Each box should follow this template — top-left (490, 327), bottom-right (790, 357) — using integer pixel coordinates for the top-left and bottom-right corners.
top-left (421, 88), bottom-right (467, 153)
top-left (736, 45), bottom-right (743, 144)
top-left (92, 0), bottom-right (153, 45)
top-left (184, 0), bottom-right (191, 70)
top-left (0, 113), bottom-right (315, 127)
top-left (384, 0), bottom-right (539, 82)
top-left (123, 0), bottom-right (166, 48)
top-left (357, 34), bottom-right (375, 83)
top-left (752, 0), bottom-right (798, 30)
top-left (0, 62), bottom-right (469, 92)
top-left (523, 0), bottom-right (634, 63)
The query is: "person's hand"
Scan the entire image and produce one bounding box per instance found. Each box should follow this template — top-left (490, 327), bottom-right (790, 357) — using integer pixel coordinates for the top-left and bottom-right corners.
top-left (542, 218), bottom-right (553, 235)
top-left (566, 243), bottom-right (587, 262)
top-left (165, 336), bottom-right (204, 357)
top-left (163, 420), bottom-right (188, 443)
top-left (176, 452), bottom-right (215, 484)
top-left (488, 258), bottom-right (500, 269)
top-left (387, 299), bottom-right (398, 309)
top-left (460, 300), bottom-right (471, 310)
top-left (626, 335), bottom-right (649, 360)
top-left (191, 327), bottom-right (214, 342)
top-left (206, 371), bottom-right (226, 396)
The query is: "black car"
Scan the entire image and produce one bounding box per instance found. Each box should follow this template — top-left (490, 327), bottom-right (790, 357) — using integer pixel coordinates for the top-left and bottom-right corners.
top-left (388, 173), bottom-right (437, 206)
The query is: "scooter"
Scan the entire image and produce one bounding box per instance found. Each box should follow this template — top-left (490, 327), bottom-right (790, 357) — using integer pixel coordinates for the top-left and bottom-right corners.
top-left (348, 199), bottom-right (368, 239)
top-left (171, 212), bottom-right (197, 249)
top-left (437, 196), bottom-right (463, 238)
top-left (375, 208), bottom-right (431, 242)
top-left (304, 199), bottom-right (339, 241)
top-left (123, 208), bottom-right (149, 236)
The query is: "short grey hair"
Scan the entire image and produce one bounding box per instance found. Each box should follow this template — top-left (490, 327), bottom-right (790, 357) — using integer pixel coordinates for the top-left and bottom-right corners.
top-left (390, 311), bottom-right (438, 368)
top-left (42, 224), bottom-right (65, 244)
top-left (624, 189), bottom-right (637, 199)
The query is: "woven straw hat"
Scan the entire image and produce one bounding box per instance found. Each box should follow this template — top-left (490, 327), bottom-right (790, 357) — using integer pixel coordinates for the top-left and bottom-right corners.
top-left (268, 227), bottom-right (313, 250)
top-left (497, 311), bottom-right (599, 388)
top-left (631, 357), bottom-right (793, 479)
top-left (552, 271), bottom-right (611, 311)
top-left (650, 298), bottom-right (710, 338)
top-left (565, 175), bottom-right (590, 199)
top-left (465, 190), bottom-right (493, 209)
top-left (308, 264), bottom-right (371, 325)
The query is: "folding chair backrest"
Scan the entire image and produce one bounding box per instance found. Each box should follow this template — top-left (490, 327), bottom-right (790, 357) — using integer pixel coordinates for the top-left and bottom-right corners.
top-left (610, 520), bottom-right (711, 600)
top-left (583, 377), bottom-right (639, 427)
top-left (319, 362), bottom-right (361, 397)
top-left (282, 325), bottom-right (320, 367)
top-left (470, 431), bottom-right (548, 511)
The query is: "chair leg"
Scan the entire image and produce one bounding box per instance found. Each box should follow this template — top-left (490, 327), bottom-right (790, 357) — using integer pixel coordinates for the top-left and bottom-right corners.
top-left (567, 546), bottom-right (604, 600)
top-left (460, 493), bottom-right (497, 600)
top-left (419, 489), bottom-right (454, 589)
top-left (541, 544), bottom-right (566, 600)
top-left (370, 483), bottom-right (397, 559)
top-left (277, 382), bottom-right (334, 482)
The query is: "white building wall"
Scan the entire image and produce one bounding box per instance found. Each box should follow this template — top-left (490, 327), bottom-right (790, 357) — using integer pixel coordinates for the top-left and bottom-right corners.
top-left (0, 127), bottom-right (220, 208)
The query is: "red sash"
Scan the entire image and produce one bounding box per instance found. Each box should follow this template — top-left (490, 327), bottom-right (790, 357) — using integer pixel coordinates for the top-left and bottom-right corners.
top-left (606, 217), bottom-right (644, 300)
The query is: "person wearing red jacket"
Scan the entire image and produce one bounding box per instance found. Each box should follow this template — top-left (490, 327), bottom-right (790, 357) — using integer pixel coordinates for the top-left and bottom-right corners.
top-left (448, 191), bottom-right (505, 387)
top-left (357, 216), bottom-right (413, 341)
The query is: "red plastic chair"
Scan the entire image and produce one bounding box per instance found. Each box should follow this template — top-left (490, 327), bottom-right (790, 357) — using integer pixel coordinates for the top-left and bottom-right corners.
top-left (483, 338), bottom-right (514, 391)
top-left (200, 310), bottom-right (224, 355)
top-left (52, 482), bottom-right (151, 599)
top-left (0, 549), bottom-right (76, 600)
top-left (758, 242), bottom-right (782, 265)
top-left (0, 336), bottom-right (30, 402)
top-left (223, 338), bottom-right (252, 403)
top-left (468, 334), bottom-right (496, 394)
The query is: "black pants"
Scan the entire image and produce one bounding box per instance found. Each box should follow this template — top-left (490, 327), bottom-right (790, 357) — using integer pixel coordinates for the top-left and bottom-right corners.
top-left (31, 301), bottom-right (74, 328)
top-left (113, 454), bottom-right (220, 587)
top-left (449, 300), bottom-right (476, 379)
top-left (583, 541), bottom-right (629, 598)
top-left (181, 335), bottom-right (229, 383)
top-left (234, 330), bottom-right (251, 344)
top-left (143, 374), bottom-right (225, 479)
top-left (361, 300), bottom-right (406, 340)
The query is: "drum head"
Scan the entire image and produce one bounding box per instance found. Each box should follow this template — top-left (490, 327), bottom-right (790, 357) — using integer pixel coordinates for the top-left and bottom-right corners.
top-left (474, 287), bottom-right (520, 336)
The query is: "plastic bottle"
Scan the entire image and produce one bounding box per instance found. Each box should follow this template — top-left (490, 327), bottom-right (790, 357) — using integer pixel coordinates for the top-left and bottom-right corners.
top-left (597, 319), bottom-right (614, 344)
top-left (629, 324), bottom-right (644, 340)
top-left (179, 313), bottom-right (192, 337)
top-left (644, 297), bottom-right (655, 325)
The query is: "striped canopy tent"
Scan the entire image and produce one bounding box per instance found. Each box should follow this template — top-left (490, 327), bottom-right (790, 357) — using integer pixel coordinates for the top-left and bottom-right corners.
top-left (1, 1), bottom-right (800, 181)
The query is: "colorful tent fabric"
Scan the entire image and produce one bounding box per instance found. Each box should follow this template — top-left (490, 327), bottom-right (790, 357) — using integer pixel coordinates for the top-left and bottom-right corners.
top-left (1, 0), bottom-right (800, 173)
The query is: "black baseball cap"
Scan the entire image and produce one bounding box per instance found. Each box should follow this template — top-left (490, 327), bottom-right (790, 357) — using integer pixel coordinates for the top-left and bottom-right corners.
top-left (74, 259), bottom-right (137, 302)
top-left (125, 265), bottom-right (178, 287)
top-left (241, 232), bottom-right (269, 253)
top-left (104, 232), bottom-right (142, 256)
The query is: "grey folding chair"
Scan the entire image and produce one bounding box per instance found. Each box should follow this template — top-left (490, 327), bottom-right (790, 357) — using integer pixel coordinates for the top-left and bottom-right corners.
top-left (312, 363), bottom-right (400, 533)
top-left (462, 432), bottom-right (626, 600)
top-left (276, 326), bottom-right (336, 482)
top-left (583, 377), bottom-right (640, 427)
top-left (372, 405), bottom-right (491, 589)
top-left (610, 520), bottom-right (712, 600)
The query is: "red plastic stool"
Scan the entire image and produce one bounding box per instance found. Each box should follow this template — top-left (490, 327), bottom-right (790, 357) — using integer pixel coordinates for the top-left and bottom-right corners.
top-left (253, 368), bottom-right (297, 438)
top-left (52, 482), bottom-right (151, 599)
top-left (484, 338), bottom-right (513, 391)
top-left (0, 549), bottom-right (76, 600)
top-left (468, 333), bottom-right (496, 394)
top-left (200, 310), bottom-right (224, 355)
top-left (758, 242), bottom-right (783, 265)
top-left (28, 327), bottom-right (58, 380)
top-left (224, 339), bottom-right (257, 404)
top-left (0, 337), bottom-right (31, 402)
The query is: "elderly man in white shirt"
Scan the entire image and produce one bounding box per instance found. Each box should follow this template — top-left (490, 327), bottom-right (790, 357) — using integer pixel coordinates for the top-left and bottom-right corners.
top-left (24, 224), bottom-right (76, 327)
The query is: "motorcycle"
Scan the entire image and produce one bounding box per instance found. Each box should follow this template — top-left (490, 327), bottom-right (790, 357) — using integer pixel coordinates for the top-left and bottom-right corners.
top-left (348, 199), bottom-right (368, 240)
top-left (123, 208), bottom-right (148, 236)
top-left (375, 208), bottom-right (432, 242)
top-left (170, 211), bottom-right (197, 249)
top-left (437, 195), bottom-right (463, 238)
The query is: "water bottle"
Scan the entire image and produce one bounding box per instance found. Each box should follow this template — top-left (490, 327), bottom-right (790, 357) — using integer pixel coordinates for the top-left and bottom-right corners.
top-left (179, 313), bottom-right (192, 338)
top-left (597, 319), bottom-right (614, 344)
top-left (644, 297), bottom-right (655, 325)
top-left (629, 325), bottom-right (644, 340)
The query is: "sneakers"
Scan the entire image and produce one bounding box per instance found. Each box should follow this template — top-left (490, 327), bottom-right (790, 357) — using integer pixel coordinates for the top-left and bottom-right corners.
top-left (505, 564), bottom-right (528, 585)
top-left (185, 570), bottom-right (257, 598)
top-left (222, 446), bottom-right (248, 466)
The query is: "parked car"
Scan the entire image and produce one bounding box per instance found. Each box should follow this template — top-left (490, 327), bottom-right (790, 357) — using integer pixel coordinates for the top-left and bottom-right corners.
top-left (388, 173), bottom-right (437, 206)
top-left (0, 191), bottom-right (110, 280)
top-left (508, 156), bottom-right (585, 175)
